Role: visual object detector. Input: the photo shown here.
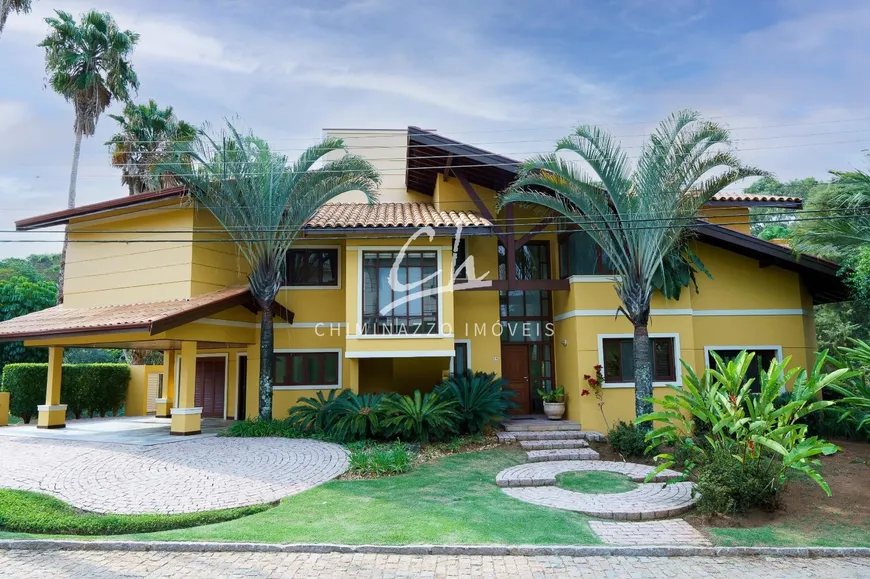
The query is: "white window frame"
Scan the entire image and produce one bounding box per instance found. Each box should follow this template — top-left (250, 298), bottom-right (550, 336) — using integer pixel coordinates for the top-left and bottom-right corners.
top-left (355, 246), bottom-right (447, 338)
top-left (174, 352), bottom-right (229, 419)
top-left (281, 245), bottom-right (342, 290)
top-left (451, 339), bottom-right (472, 374)
top-left (597, 333), bottom-right (682, 388)
top-left (272, 348), bottom-right (343, 391)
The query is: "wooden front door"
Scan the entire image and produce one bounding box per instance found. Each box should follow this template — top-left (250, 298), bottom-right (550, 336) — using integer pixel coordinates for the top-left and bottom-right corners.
top-left (194, 357), bottom-right (226, 419)
top-left (502, 344), bottom-right (531, 414)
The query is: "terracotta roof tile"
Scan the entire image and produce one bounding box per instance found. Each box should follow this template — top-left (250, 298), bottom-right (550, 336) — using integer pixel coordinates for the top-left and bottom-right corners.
top-left (711, 192), bottom-right (801, 204)
top-left (0, 286), bottom-right (251, 341)
top-left (305, 203), bottom-right (491, 229)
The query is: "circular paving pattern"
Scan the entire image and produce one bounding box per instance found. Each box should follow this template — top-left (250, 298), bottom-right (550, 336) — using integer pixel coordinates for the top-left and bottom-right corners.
top-left (0, 437), bottom-right (348, 514)
top-left (496, 460), bottom-right (698, 521)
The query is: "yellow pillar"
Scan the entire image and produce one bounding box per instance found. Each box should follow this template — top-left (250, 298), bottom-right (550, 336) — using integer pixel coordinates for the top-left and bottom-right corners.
top-left (170, 341), bottom-right (201, 435)
top-left (37, 346), bottom-right (66, 429)
top-left (0, 392), bottom-right (9, 427)
top-left (156, 350), bottom-right (176, 418)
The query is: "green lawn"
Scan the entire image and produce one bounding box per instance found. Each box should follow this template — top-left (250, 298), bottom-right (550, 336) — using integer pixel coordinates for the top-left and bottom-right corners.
top-left (0, 448), bottom-right (600, 545)
top-left (710, 518), bottom-right (870, 548)
top-left (555, 471), bottom-right (637, 494)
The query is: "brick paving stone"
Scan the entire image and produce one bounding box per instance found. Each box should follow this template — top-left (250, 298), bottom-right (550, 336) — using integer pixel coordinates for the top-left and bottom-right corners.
top-left (1, 549), bottom-right (868, 578)
top-left (590, 520), bottom-right (713, 546)
top-left (527, 449), bottom-right (601, 462)
top-left (0, 437), bottom-right (348, 514)
top-left (495, 460), bottom-right (683, 487)
top-left (519, 439), bottom-right (591, 450)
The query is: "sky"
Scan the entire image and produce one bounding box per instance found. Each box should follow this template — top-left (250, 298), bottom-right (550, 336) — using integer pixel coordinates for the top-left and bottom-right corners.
top-left (0, 0), bottom-right (869, 258)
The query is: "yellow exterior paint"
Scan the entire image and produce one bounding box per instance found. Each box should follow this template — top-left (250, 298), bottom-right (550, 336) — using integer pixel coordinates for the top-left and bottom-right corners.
top-left (0, 392), bottom-right (9, 426)
top-left (699, 206), bottom-right (751, 235)
top-left (37, 406), bottom-right (67, 429)
top-left (177, 341), bottom-right (197, 408)
top-left (44, 347), bottom-right (63, 406)
top-left (170, 410), bottom-right (202, 435)
top-left (126, 366), bottom-right (147, 417)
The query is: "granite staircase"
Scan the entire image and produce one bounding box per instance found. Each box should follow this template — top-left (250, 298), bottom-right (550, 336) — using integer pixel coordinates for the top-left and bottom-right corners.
top-left (498, 417), bottom-right (606, 463)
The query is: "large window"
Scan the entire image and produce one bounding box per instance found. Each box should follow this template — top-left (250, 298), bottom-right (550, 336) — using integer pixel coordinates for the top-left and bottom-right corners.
top-left (559, 231), bottom-right (616, 278)
top-left (707, 348), bottom-right (779, 393)
top-left (362, 251), bottom-right (439, 335)
top-left (602, 337), bottom-right (677, 383)
top-left (453, 341), bottom-right (470, 375)
top-left (285, 248), bottom-right (339, 286)
top-left (274, 351), bottom-right (339, 387)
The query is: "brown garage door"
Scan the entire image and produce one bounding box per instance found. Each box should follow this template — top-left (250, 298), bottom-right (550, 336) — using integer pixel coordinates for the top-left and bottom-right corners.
top-left (194, 357), bottom-right (226, 418)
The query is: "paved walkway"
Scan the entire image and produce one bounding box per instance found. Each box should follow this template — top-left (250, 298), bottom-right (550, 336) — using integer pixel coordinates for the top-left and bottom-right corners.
top-left (589, 520), bottom-right (712, 547)
top-left (1, 549), bottom-right (867, 578)
top-left (0, 437), bottom-right (348, 514)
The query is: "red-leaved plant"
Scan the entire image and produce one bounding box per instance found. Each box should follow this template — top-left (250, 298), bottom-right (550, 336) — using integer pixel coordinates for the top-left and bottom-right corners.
top-left (583, 364), bottom-right (610, 431)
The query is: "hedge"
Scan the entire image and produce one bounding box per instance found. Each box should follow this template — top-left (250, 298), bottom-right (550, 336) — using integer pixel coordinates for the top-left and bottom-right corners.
top-left (0, 363), bottom-right (131, 423)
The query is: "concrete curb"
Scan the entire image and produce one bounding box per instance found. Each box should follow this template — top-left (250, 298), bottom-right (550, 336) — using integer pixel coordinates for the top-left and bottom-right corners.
top-left (0, 540), bottom-right (869, 558)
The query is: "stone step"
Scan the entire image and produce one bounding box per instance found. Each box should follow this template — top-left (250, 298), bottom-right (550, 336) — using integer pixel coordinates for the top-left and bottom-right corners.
top-left (509, 430), bottom-right (596, 441)
top-left (527, 448), bottom-right (600, 462)
top-left (504, 418), bottom-right (581, 432)
top-left (519, 439), bottom-right (590, 451)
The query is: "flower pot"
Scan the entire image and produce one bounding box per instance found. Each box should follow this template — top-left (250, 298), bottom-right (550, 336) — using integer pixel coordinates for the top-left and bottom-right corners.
top-left (543, 401), bottom-right (565, 420)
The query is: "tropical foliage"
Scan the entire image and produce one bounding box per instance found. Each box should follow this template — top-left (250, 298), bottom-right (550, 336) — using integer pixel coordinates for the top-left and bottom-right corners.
top-left (828, 339), bottom-right (870, 437)
top-left (157, 122), bottom-right (380, 419)
top-left (434, 371), bottom-right (515, 434)
top-left (40, 9), bottom-right (139, 303)
top-left (346, 440), bottom-right (415, 475)
top-left (500, 109), bottom-right (766, 417)
top-left (381, 390), bottom-right (457, 443)
top-left (329, 392), bottom-right (386, 441)
top-left (637, 351), bottom-right (847, 514)
top-left (287, 389), bottom-right (341, 435)
top-left (0, 0), bottom-right (32, 37)
top-left (0, 276), bottom-right (56, 374)
top-left (106, 99), bottom-right (196, 195)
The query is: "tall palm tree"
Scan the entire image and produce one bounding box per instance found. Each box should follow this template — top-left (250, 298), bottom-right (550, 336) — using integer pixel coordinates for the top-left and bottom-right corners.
top-left (0, 0), bottom-right (32, 36)
top-left (499, 110), bottom-right (767, 419)
top-left (40, 10), bottom-right (139, 303)
top-left (159, 122), bottom-right (380, 419)
top-left (107, 100), bottom-right (196, 196)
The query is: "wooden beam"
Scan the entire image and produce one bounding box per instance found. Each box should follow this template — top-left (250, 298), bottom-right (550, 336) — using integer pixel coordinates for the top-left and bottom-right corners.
top-left (505, 203), bottom-right (517, 290)
top-left (443, 154), bottom-right (453, 181)
top-left (453, 169), bottom-right (506, 238)
top-left (515, 217), bottom-right (554, 249)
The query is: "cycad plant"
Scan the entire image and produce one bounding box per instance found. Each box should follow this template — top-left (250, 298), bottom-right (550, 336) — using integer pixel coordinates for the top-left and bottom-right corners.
top-left (499, 110), bottom-right (766, 418)
top-left (330, 392), bottom-right (385, 441)
top-left (287, 389), bottom-right (342, 434)
top-left (435, 371), bottom-right (515, 434)
top-left (381, 391), bottom-right (457, 443)
top-left (160, 122), bottom-right (380, 419)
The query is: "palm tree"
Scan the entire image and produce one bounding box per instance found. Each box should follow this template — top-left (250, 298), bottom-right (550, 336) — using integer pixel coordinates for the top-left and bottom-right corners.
top-left (159, 122), bottom-right (380, 419)
top-left (40, 9), bottom-right (139, 303)
top-left (107, 100), bottom-right (196, 196)
top-left (0, 0), bottom-right (32, 36)
top-left (499, 110), bottom-right (767, 419)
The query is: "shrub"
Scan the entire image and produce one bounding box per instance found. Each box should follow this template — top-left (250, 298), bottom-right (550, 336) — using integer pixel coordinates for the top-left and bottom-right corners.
top-left (287, 389), bottom-right (342, 434)
top-left (1, 364), bottom-right (45, 423)
top-left (607, 421), bottom-right (652, 457)
top-left (827, 339), bottom-right (870, 439)
top-left (695, 450), bottom-right (777, 515)
top-left (637, 351), bottom-right (846, 515)
top-left (381, 390), bottom-right (457, 443)
top-left (219, 418), bottom-right (302, 438)
top-left (434, 371), bottom-right (514, 434)
top-left (329, 392), bottom-right (385, 441)
top-left (347, 440), bottom-right (415, 476)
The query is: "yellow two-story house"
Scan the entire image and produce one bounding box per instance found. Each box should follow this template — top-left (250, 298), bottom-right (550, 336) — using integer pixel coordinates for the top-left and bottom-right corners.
top-left (0, 127), bottom-right (847, 436)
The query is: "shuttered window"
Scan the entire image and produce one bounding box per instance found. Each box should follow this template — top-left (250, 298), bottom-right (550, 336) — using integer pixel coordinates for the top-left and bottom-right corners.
top-left (274, 352), bottom-right (339, 386)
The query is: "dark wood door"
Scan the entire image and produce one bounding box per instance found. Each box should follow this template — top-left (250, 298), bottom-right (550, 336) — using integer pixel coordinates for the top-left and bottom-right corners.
top-left (194, 358), bottom-right (226, 418)
top-left (236, 356), bottom-right (247, 420)
top-left (502, 344), bottom-right (531, 414)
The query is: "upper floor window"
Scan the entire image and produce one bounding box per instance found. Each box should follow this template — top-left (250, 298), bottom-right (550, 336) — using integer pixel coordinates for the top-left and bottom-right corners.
top-left (285, 248), bottom-right (339, 287)
top-left (499, 241), bottom-right (550, 280)
top-left (559, 231), bottom-right (616, 278)
top-left (602, 337), bottom-right (677, 383)
top-left (362, 251), bottom-right (439, 335)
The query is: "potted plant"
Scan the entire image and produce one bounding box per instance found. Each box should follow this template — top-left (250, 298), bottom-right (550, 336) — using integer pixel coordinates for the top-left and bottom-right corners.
top-left (536, 385), bottom-right (566, 420)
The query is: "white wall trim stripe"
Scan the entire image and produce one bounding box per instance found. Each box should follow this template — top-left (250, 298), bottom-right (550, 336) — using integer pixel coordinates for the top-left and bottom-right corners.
top-left (345, 350), bottom-right (455, 359)
top-left (554, 308), bottom-right (808, 322)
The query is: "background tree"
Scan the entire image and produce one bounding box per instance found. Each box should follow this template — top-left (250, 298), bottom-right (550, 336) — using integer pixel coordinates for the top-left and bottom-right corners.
top-left (500, 110), bottom-right (766, 419)
top-left (0, 254), bottom-right (60, 283)
top-left (0, 0), bottom-right (32, 37)
top-left (746, 176), bottom-right (823, 238)
top-left (107, 99), bottom-right (196, 195)
top-left (40, 9), bottom-right (139, 303)
top-left (159, 122), bottom-right (380, 419)
top-left (0, 276), bottom-right (56, 375)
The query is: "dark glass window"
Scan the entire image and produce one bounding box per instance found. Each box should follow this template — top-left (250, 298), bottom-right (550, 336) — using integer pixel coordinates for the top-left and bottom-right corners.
top-left (274, 352), bottom-right (339, 386)
top-left (707, 349), bottom-right (778, 393)
top-left (362, 251), bottom-right (439, 335)
top-left (285, 249), bottom-right (339, 286)
top-left (453, 239), bottom-right (468, 281)
top-left (603, 337), bottom-right (676, 383)
top-left (558, 231), bottom-right (616, 278)
top-left (454, 342), bottom-right (469, 375)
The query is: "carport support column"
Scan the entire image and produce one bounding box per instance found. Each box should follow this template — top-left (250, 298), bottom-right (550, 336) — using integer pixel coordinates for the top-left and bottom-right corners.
top-left (156, 350), bottom-right (175, 418)
top-left (170, 341), bottom-right (201, 435)
top-left (37, 347), bottom-right (66, 429)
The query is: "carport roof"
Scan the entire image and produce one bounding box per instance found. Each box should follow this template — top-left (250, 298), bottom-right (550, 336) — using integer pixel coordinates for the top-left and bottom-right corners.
top-left (0, 286), bottom-right (262, 342)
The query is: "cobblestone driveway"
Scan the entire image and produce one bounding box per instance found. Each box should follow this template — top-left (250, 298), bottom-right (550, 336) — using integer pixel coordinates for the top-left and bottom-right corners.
top-left (0, 437), bottom-right (348, 514)
top-left (1, 550), bottom-right (868, 578)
